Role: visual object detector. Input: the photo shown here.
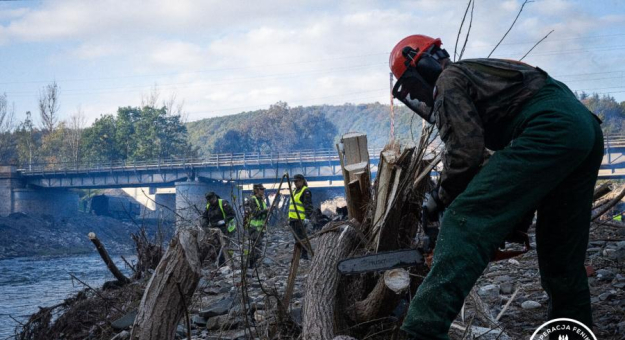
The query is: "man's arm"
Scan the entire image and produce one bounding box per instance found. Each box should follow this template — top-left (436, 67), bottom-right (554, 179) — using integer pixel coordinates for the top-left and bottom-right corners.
top-left (201, 207), bottom-right (210, 228)
top-left (222, 200), bottom-right (237, 222)
top-left (301, 189), bottom-right (314, 219)
top-left (434, 67), bottom-right (486, 206)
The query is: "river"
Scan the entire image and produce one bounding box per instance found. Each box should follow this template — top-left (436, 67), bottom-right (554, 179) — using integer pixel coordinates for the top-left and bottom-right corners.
top-left (0, 253), bottom-right (136, 339)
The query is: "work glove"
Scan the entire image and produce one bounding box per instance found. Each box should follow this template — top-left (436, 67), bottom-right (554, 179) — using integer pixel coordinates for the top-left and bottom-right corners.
top-left (422, 189), bottom-right (444, 222)
top-left (217, 220), bottom-right (226, 226)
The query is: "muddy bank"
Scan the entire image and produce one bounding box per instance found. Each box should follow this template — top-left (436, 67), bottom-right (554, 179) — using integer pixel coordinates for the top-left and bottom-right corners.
top-left (0, 212), bottom-right (174, 259)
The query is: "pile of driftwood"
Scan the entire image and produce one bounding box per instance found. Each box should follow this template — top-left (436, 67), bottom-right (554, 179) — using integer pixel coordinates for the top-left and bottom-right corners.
top-left (301, 127), bottom-right (440, 340)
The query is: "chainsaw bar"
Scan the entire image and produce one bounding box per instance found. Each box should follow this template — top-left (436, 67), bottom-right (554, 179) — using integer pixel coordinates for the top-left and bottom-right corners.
top-left (337, 249), bottom-right (424, 275)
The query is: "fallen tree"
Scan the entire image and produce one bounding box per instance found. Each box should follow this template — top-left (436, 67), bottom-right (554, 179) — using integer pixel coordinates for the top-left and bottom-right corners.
top-left (130, 227), bottom-right (220, 340)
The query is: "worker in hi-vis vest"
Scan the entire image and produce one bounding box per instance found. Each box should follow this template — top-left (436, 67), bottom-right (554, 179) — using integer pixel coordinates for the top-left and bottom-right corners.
top-left (244, 183), bottom-right (269, 268)
top-left (202, 191), bottom-right (236, 266)
top-left (289, 174), bottom-right (314, 260)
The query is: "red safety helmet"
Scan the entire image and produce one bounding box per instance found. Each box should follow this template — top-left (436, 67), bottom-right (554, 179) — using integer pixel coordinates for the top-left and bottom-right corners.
top-left (389, 35), bottom-right (449, 123)
top-left (389, 35), bottom-right (443, 80)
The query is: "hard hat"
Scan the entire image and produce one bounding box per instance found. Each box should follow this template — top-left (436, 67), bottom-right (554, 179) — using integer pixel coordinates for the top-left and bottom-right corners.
top-left (205, 192), bottom-right (217, 200)
top-left (293, 174), bottom-right (305, 181)
top-left (253, 183), bottom-right (266, 190)
top-left (389, 35), bottom-right (443, 80)
top-left (389, 35), bottom-right (449, 123)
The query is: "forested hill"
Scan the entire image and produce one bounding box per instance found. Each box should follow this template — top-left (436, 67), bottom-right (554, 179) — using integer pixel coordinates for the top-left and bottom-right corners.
top-left (186, 102), bottom-right (422, 156)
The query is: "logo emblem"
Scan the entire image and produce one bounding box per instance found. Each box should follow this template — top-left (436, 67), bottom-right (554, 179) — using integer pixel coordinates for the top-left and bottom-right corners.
top-left (530, 318), bottom-right (596, 340)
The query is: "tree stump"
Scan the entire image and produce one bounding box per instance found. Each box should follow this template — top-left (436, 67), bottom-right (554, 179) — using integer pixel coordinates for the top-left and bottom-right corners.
top-left (130, 228), bottom-right (219, 340)
top-left (302, 222), bottom-right (360, 340)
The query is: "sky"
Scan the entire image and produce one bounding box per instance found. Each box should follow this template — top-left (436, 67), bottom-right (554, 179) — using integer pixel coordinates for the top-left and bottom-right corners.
top-left (1, 0), bottom-right (624, 126)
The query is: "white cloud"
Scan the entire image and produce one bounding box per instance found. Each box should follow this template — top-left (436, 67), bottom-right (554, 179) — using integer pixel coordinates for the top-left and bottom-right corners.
top-left (1, 0), bottom-right (624, 123)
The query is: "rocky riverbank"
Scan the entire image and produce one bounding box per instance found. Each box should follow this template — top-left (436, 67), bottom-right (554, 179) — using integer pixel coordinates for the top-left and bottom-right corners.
top-left (14, 217), bottom-right (625, 339)
top-left (0, 212), bottom-right (173, 259)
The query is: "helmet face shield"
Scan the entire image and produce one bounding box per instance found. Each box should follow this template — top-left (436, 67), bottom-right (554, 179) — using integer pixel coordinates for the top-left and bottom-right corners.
top-left (392, 68), bottom-right (435, 124)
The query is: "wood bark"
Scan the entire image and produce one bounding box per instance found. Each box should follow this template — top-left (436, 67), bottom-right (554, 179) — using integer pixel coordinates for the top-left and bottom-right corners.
top-left (302, 222), bottom-right (361, 340)
top-left (351, 269), bottom-right (409, 323)
top-left (282, 244), bottom-right (302, 307)
top-left (371, 149), bottom-right (399, 247)
top-left (131, 228), bottom-right (219, 340)
top-left (593, 182), bottom-right (613, 201)
top-left (592, 184), bottom-right (625, 221)
top-left (88, 232), bottom-right (130, 284)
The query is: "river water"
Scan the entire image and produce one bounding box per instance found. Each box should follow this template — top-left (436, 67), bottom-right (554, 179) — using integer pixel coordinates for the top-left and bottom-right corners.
top-left (0, 253), bottom-right (136, 339)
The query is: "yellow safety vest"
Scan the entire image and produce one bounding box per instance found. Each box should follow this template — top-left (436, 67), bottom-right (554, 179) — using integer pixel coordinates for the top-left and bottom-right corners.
top-left (249, 196), bottom-right (267, 230)
top-left (207, 199), bottom-right (236, 232)
top-left (289, 186), bottom-right (308, 220)
top-left (613, 214), bottom-right (623, 222)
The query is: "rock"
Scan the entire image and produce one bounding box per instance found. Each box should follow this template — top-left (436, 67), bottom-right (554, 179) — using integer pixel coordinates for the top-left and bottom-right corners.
top-left (603, 249), bottom-right (617, 259)
top-left (470, 326), bottom-right (511, 340)
top-left (219, 266), bottom-right (232, 275)
top-left (262, 257), bottom-right (276, 266)
top-left (500, 282), bottom-right (514, 295)
top-left (219, 286), bottom-right (231, 294)
top-left (192, 314), bottom-right (207, 326)
top-left (176, 324), bottom-right (187, 338)
top-left (478, 284), bottom-right (500, 301)
top-left (206, 314), bottom-right (240, 330)
top-left (586, 247), bottom-right (601, 252)
top-left (199, 297), bottom-right (233, 318)
top-left (597, 269), bottom-right (616, 281)
top-left (494, 275), bottom-right (512, 283)
top-left (111, 310), bottom-right (137, 330)
top-left (507, 259), bottom-right (520, 266)
top-left (613, 282), bottom-right (625, 289)
top-left (521, 300), bottom-right (541, 309)
top-left (599, 292), bottom-right (616, 301)
top-left (111, 331), bottom-right (130, 340)
top-left (204, 286), bottom-right (221, 295)
top-left (618, 321), bottom-right (625, 334)
top-left (290, 307), bottom-right (303, 325)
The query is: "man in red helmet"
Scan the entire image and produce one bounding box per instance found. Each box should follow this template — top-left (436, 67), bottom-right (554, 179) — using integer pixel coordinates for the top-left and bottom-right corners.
top-left (389, 35), bottom-right (603, 339)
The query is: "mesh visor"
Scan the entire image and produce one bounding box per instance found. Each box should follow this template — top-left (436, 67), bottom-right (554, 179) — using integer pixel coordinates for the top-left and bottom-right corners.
top-left (392, 69), bottom-right (435, 124)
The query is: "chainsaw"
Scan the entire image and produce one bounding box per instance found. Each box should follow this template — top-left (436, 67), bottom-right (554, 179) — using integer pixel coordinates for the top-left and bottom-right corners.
top-left (337, 206), bottom-right (531, 275)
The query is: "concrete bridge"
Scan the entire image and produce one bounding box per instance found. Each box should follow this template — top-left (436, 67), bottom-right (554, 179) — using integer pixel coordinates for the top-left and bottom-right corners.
top-left (0, 148), bottom-right (382, 221)
top-left (2, 135), bottom-right (625, 220)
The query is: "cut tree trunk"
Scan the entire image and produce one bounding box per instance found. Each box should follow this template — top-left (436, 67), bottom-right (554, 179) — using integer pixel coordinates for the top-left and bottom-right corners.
top-left (302, 222), bottom-right (361, 340)
top-left (131, 228), bottom-right (219, 340)
top-left (338, 133), bottom-right (371, 225)
top-left (350, 269), bottom-right (409, 323)
top-left (88, 232), bottom-right (130, 284)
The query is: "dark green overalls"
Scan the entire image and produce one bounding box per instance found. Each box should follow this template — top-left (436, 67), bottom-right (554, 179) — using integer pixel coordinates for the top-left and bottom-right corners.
top-left (402, 77), bottom-right (604, 339)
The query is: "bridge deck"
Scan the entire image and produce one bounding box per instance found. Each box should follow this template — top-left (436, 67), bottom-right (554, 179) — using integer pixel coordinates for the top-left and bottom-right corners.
top-left (15, 134), bottom-right (625, 188)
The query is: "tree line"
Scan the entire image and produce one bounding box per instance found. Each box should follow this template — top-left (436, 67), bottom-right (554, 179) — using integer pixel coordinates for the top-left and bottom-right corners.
top-left (1, 82), bottom-right (624, 168)
top-left (0, 83), bottom-right (195, 168)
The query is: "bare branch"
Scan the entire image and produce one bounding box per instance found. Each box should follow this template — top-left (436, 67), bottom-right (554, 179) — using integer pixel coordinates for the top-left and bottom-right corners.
top-left (141, 83), bottom-right (160, 108)
top-left (520, 29), bottom-right (554, 61)
top-left (38, 81), bottom-right (60, 134)
top-left (488, 0), bottom-right (532, 58)
top-left (454, 0), bottom-right (473, 62)
top-left (458, 0), bottom-right (475, 60)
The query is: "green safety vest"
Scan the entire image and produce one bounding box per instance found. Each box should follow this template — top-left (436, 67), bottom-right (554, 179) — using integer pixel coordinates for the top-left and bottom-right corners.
top-left (207, 199), bottom-right (236, 232)
top-left (249, 196), bottom-right (267, 231)
top-left (613, 214), bottom-right (623, 222)
top-left (289, 186), bottom-right (308, 220)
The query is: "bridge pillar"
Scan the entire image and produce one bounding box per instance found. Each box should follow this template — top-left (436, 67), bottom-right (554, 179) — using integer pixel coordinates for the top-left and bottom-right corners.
top-left (0, 166), bottom-right (25, 216)
top-left (175, 180), bottom-right (237, 227)
top-left (13, 188), bottom-right (79, 218)
top-left (155, 193), bottom-right (176, 222)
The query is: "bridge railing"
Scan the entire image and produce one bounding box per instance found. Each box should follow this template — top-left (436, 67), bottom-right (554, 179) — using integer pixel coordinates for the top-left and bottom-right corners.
top-left (17, 147), bottom-right (384, 175)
